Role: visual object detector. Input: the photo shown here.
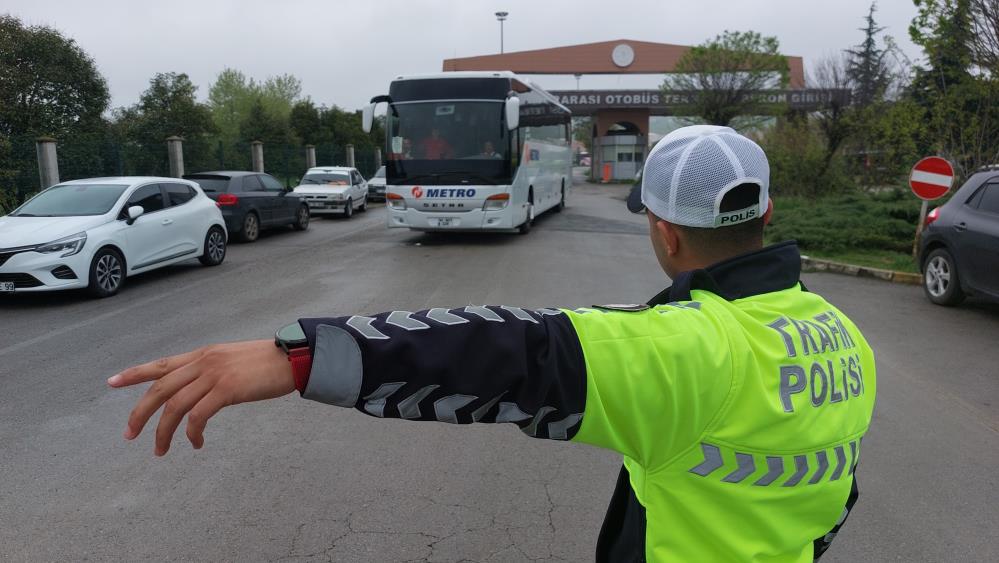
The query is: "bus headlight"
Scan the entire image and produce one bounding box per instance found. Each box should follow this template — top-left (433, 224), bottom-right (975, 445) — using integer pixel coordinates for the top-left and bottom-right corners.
top-left (386, 193), bottom-right (406, 210)
top-left (483, 193), bottom-right (510, 211)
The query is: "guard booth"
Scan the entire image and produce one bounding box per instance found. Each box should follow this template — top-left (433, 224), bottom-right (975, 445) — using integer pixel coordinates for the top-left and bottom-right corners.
top-left (593, 109), bottom-right (649, 181)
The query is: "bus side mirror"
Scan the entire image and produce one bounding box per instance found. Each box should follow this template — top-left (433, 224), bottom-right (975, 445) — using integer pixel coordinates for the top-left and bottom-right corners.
top-left (505, 97), bottom-right (520, 130)
top-left (362, 103), bottom-right (375, 133)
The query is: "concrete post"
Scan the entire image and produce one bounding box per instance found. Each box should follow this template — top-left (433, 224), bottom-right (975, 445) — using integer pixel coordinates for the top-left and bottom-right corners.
top-left (251, 141), bottom-right (264, 172)
top-left (35, 137), bottom-right (59, 189)
top-left (166, 136), bottom-right (185, 178)
top-left (346, 144), bottom-right (355, 168)
top-left (374, 148), bottom-right (382, 168)
top-left (305, 145), bottom-right (317, 169)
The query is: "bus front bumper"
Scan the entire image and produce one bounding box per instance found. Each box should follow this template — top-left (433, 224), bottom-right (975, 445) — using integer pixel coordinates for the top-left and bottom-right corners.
top-left (387, 208), bottom-right (517, 231)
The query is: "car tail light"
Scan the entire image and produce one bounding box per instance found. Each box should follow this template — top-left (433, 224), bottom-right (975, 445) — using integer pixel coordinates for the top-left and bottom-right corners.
top-left (386, 192), bottom-right (406, 210)
top-left (216, 193), bottom-right (239, 207)
top-left (483, 193), bottom-right (510, 210)
top-left (925, 207), bottom-right (940, 226)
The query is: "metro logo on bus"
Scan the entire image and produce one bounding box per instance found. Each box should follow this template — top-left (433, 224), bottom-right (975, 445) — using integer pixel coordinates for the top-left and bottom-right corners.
top-left (410, 187), bottom-right (478, 199)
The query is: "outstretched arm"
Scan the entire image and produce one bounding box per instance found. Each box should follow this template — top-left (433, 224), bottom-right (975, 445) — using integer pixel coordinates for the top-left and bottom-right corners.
top-left (109, 306), bottom-right (588, 455)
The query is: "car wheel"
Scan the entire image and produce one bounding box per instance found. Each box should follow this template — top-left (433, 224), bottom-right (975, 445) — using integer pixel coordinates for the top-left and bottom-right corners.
top-left (293, 204), bottom-right (310, 231)
top-left (87, 247), bottom-right (125, 298)
top-left (344, 198), bottom-right (353, 219)
top-left (923, 248), bottom-right (965, 306)
top-left (198, 226), bottom-right (227, 266)
top-left (359, 196), bottom-right (367, 212)
top-left (518, 193), bottom-right (534, 235)
top-left (239, 212), bottom-right (260, 242)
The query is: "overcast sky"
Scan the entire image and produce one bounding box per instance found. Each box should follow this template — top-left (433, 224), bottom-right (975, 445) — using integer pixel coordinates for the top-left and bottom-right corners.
top-left (7, 0), bottom-right (924, 111)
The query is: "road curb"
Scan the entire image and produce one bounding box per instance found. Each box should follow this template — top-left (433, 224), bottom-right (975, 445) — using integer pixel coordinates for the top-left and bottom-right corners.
top-left (801, 256), bottom-right (922, 286)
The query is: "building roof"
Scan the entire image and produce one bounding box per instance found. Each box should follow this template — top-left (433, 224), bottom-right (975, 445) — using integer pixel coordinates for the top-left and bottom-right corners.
top-left (443, 39), bottom-right (805, 89)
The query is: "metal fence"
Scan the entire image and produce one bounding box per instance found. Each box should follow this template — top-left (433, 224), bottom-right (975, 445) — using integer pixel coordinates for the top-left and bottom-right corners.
top-left (0, 134), bottom-right (383, 212)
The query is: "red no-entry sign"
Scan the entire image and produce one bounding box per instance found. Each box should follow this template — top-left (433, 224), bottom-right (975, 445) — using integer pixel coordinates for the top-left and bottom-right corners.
top-left (909, 157), bottom-right (955, 201)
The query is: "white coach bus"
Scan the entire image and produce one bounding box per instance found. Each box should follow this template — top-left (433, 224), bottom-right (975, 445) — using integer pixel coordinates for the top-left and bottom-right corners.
top-left (362, 72), bottom-right (572, 234)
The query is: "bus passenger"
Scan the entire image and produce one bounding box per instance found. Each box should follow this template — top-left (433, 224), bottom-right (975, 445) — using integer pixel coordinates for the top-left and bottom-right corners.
top-left (417, 128), bottom-right (453, 160)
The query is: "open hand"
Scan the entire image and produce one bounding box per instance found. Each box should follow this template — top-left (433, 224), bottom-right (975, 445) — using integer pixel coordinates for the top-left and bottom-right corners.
top-left (108, 340), bottom-right (295, 456)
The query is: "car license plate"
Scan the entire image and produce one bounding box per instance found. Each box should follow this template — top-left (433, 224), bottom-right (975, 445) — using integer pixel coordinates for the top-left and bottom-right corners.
top-left (308, 201), bottom-right (327, 208)
top-left (0, 282), bottom-right (14, 292)
top-left (434, 217), bottom-right (458, 228)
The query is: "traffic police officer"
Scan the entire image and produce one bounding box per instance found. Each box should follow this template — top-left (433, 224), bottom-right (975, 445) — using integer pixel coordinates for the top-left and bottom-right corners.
top-left (111, 125), bottom-right (877, 562)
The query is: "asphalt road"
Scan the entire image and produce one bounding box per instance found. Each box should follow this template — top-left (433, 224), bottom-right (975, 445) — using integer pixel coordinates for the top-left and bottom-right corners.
top-left (1, 181), bottom-right (997, 562)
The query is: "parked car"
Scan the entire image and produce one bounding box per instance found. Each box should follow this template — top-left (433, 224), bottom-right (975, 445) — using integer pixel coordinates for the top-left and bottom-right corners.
top-left (183, 171), bottom-right (310, 242)
top-left (0, 177), bottom-right (227, 297)
top-left (919, 167), bottom-right (999, 306)
top-left (292, 167), bottom-right (368, 218)
top-left (368, 166), bottom-right (386, 201)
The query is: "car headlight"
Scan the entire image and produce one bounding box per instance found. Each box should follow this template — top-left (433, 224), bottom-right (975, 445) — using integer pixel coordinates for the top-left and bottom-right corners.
top-left (37, 232), bottom-right (87, 257)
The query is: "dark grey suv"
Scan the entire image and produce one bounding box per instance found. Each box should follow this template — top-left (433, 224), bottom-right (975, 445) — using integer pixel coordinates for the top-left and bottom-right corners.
top-left (918, 168), bottom-right (999, 305)
top-left (183, 171), bottom-right (310, 242)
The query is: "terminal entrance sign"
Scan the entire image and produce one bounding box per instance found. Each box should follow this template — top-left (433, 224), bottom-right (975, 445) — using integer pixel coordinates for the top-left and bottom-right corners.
top-left (550, 89), bottom-right (851, 115)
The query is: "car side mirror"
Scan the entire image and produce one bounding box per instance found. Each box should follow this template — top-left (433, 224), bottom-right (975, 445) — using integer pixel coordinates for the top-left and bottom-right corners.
top-left (505, 96), bottom-right (521, 130)
top-left (125, 205), bottom-right (144, 225)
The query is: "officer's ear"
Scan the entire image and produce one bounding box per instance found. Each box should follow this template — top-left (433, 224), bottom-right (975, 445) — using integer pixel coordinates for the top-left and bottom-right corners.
top-left (763, 198), bottom-right (774, 226)
top-left (648, 213), bottom-right (680, 257)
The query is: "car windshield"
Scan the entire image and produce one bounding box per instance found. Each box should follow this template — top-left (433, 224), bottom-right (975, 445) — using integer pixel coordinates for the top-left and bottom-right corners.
top-left (301, 173), bottom-right (350, 185)
top-left (373, 166), bottom-right (385, 179)
top-left (10, 184), bottom-right (129, 217)
top-left (184, 176), bottom-right (230, 192)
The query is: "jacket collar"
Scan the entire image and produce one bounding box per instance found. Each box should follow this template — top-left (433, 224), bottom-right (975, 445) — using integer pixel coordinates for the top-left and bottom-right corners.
top-left (647, 241), bottom-right (802, 305)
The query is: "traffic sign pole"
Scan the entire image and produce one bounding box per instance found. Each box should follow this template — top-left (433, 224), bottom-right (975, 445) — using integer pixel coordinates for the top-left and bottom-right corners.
top-left (912, 200), bottom-right (929, 258)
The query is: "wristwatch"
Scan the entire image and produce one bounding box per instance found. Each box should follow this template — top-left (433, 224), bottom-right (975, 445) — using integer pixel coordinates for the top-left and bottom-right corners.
top-left (275, 321), bottom-right (312, 393)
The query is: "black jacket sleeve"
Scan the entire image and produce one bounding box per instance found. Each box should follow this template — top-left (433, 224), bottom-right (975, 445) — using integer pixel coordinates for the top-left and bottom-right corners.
top-left (298, 305), bottom-right (587, 440)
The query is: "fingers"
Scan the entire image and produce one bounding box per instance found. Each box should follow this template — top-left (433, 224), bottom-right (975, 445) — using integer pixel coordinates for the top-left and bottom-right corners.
top-left (108, 348), bottom-right (205, 388)
top-left (124, 359), bottom-right (205, 440)
top-left (153, 374), bottom-right (216, 456)
top-left (185, 388), bottom-right (233, 451)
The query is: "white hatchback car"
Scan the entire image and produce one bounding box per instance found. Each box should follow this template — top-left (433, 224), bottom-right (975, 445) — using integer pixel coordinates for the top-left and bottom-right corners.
top-left (0, 177), bottom-right (227, 297)
top-left (293, 167), bottom-right (368, 218)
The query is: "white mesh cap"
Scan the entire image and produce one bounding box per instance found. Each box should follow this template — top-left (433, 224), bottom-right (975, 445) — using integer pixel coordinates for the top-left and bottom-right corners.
top-left (629, 125), bottom-right (769, 228)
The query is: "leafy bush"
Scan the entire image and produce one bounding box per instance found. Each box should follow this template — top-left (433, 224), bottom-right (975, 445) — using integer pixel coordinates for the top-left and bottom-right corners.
top-left (755, 118), bottom-right (853, 198)
top-left (767, 189), bottom-right (924, 253)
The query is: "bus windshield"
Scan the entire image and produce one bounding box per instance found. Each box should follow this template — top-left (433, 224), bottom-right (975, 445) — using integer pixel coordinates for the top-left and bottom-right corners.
top-left (386, 101), bottom-right (511, 185)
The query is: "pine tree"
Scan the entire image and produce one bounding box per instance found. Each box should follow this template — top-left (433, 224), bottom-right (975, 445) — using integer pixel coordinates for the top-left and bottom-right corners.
top-left (846, 2), bottom-right (891, 106)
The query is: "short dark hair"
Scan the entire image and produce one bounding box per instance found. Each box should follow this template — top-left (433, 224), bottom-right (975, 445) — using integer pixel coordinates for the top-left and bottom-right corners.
top-left (669, 183), bottom-right (766, 258)
top-left (674, 217), bottom-right (765, 256)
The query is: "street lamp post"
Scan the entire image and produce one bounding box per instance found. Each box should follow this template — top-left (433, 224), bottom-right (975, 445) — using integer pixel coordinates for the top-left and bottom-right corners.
top-left (495, 11), bottom-right (508, 54)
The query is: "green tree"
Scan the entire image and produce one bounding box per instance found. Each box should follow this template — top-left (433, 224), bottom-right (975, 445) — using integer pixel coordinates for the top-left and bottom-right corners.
top-left (970, 0), bottom-right (999, 74)
top-left (0, 14), bottom-right (109, 138)
top-left (289, 100), bottom-right (322, 145)
top-left (238, 98), bottom-right (291, 146)
top-left (663, 31), bottom-right (789, 126)
top-left (113, 72), bottom-right (217, 175)
top-left (909, 0), bottom-right (997, 175)
top-left (207, 68), bottom-right (256, 143)
top-left (846, 3), bottom-right (892, 106)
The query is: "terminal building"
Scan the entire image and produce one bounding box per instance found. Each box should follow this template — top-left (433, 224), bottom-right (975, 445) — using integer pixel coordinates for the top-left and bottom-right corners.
top-left (444, 40), bottom-right (844, 180)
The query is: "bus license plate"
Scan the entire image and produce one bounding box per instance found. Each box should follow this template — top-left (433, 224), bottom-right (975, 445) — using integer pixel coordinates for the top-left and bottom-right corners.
top-left (0, 282), bottom-right (14, 293)
top-left (434, 217), bottom-right (458, 228)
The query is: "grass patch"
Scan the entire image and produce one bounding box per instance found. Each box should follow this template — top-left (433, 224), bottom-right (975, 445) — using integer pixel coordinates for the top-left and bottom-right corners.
top-left (803, 249), bottom-right (919, 273)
